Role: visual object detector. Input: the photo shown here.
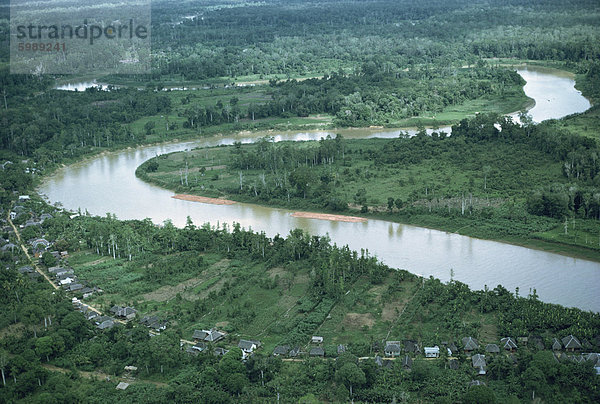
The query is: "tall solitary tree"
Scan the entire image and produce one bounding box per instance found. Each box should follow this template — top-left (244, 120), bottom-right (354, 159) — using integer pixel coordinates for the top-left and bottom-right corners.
top-left (335, 358), bottom-right (365, 399)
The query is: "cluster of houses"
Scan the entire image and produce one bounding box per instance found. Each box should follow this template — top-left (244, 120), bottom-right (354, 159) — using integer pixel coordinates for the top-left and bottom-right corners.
top-left (2, 199), bottom-right (177, 341)
top-left (71, 301), bottom-right (142, 331)
top-left (140, 315), bottom-right (168, 333)
top-left (268, 334), bottom-right (600, 376)
top-left (405, 335), bottom-right (600, 376)
top-left (1, 200), bottom-right (54, 255)
top-left (384, 339), bottom-right (422, 357)
top-left (469, 335), bottom-right (600, 375)
top-left (272, 345), bottom-right (301, 358)
top-left (7, 207), bottom-right (101, 299)
top-left (271, 336), bottom-right (345, 360)
top-left (2, 205), bottom-right (64, 259)
top-left (1, 207), bottom-right (21, 254)
top-left (8, 201), bottom-right (52, 231)
top-left (71, 300), bottom-right (168, 334)
top-left (26, 235), bottom-right (68, 261)
top-left (49, 265), bottom-right (100, 296)
top-left (375, 340), bottom-right (421, 371)
top-left (187, 328), bottom-right (228, 356)
top-left (185, 328), bottom-right (264, 360)
top-left (413, 335), bottom-right (600, 376)
top-left (32, 241), bottom-right (68, 260)
top-left (72, 298), bottom-right (116, 330)
top-left (16, 264), bottom-right (38, 279)
top-left (1, 160), bottom-right (39, 175)
top-left (3, 200), bottom-right (174, 339)
top-left (71, 297), bottom-right (147, 330)
top-left (0, 237), bottom-right (17, 254)
top-left (3, 208), bottom-right (100, 299)
top-left (110, 305), bottom-right (138, 320)
top-left (4, 197), bottom-right (599, 378)
top-left (10, 207), bottom-right (105, 302)
top-left (551, 335), bottom-right (600, 373)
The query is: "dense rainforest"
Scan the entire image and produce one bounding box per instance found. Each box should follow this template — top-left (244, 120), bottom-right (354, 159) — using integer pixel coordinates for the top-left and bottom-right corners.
top-left (1, 0), bottom-right (600, 402)
top-left (1, 0), bottom-right (599, 163)
top-left (147, 0), bottom-right (600, 80)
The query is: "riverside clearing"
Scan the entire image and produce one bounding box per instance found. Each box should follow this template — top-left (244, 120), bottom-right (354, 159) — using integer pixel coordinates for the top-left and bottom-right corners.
top-left (172, 194), bottom-right (236, 205)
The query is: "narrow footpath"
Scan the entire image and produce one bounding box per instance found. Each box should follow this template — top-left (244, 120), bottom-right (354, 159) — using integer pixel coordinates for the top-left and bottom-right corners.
top-left (7, 213), bottom-right (58, 290)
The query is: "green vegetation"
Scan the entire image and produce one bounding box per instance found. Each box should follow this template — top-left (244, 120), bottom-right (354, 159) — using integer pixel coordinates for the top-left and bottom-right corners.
top-left (1, 209), bottom-right (599, 403)
top-left (551, 104), bottom-right (600, 141)
top-left (0, 63), bottom-right (529, 166)
top-left (138, 112), bottom-right (600, 260)
top-left (4, 0), bottom-right (600, 168)
top-left (1, 0), bottom-right (600, 402)
top-left (148, 0), bottom-right (600, 81)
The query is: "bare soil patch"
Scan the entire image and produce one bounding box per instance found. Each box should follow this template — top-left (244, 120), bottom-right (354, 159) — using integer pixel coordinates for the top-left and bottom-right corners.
top-left (291, 211), bottom-right (367, 223)
top-left (83, 257), bottom-right (111, 267)
top-left (382, 300), bottom-right (407, 322)
top-left (172, 194), bottom-right (236, 205)
top-left (367, 284), bottom-right (387, 304)
top-left (209, 258), bottom-right (231, 271)
top-left (343, 312), bottom-right (375, 329)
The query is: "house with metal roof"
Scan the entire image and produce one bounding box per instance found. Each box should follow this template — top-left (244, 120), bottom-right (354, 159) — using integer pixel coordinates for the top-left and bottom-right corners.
top-left (205, 328), bottom-right (225, 342)
top-left (462, 337), bottom-right (479, 352)
top-left (238, 339), bottom-right (261, 357)
top-left (561, 335), bottom-right (582, 352)
top-left (384, 342), bottom-right (401, 357)
top-left (471, 354), bottom-right (486, 375)
top-left (552, 338), bottom-right (562, 351)
top-left (485, 344), bottom-right (500, 353)
top-left (500, 337), bottom-right (517, 351)
top-left (424, 346), bottom-right (440, 358)
top-left (273, 345), bottom-right (290, 356)
top-left (192, 330), bottom-right (208, 341)
top-left (401, 355), bottom-right (413, 371)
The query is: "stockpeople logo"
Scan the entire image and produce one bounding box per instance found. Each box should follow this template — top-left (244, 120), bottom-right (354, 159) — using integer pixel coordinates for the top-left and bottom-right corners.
top-left (15, 19), bottom-right (149, 45)
top-left (10, 0), bottom-right (151, 75)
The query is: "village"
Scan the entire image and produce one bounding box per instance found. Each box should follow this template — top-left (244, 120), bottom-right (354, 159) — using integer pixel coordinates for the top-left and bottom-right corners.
top-left (2, 192), bottom-right (599, 395)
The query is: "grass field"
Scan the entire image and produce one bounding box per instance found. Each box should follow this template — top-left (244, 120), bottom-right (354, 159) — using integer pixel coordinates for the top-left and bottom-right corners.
top-left (142, 138), bottom-right (562, 202)
top-left (137, 135), bottom-right (600, 262)
top-left (128, 86), bottom-right (530, 142)
top-left (551, 104), bottom-right (600, 141)
top-left (68, 245), bottom-right (502, 355)
top-left (389, 87), bottom-right (533, 128)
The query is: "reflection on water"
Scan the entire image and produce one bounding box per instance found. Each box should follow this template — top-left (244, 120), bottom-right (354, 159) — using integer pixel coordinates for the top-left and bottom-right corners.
top-left (518, 67), bottom-right (591, 123)
top-left (39, 67), bottom-right (599, 312)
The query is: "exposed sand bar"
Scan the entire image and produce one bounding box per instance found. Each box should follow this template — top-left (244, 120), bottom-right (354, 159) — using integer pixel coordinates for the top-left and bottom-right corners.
top-left (291, 211), bottom-right (367, 223)
top-left (172, 194), bottom-right (236, 205)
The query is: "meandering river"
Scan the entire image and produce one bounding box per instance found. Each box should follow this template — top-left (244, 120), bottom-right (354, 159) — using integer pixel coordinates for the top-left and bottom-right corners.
top-left (41, 67), bottom-right (599, 312)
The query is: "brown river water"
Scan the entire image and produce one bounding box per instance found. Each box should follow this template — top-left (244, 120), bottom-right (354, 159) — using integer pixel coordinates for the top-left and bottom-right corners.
top-left (41, 67), bottom-right (599, 311)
